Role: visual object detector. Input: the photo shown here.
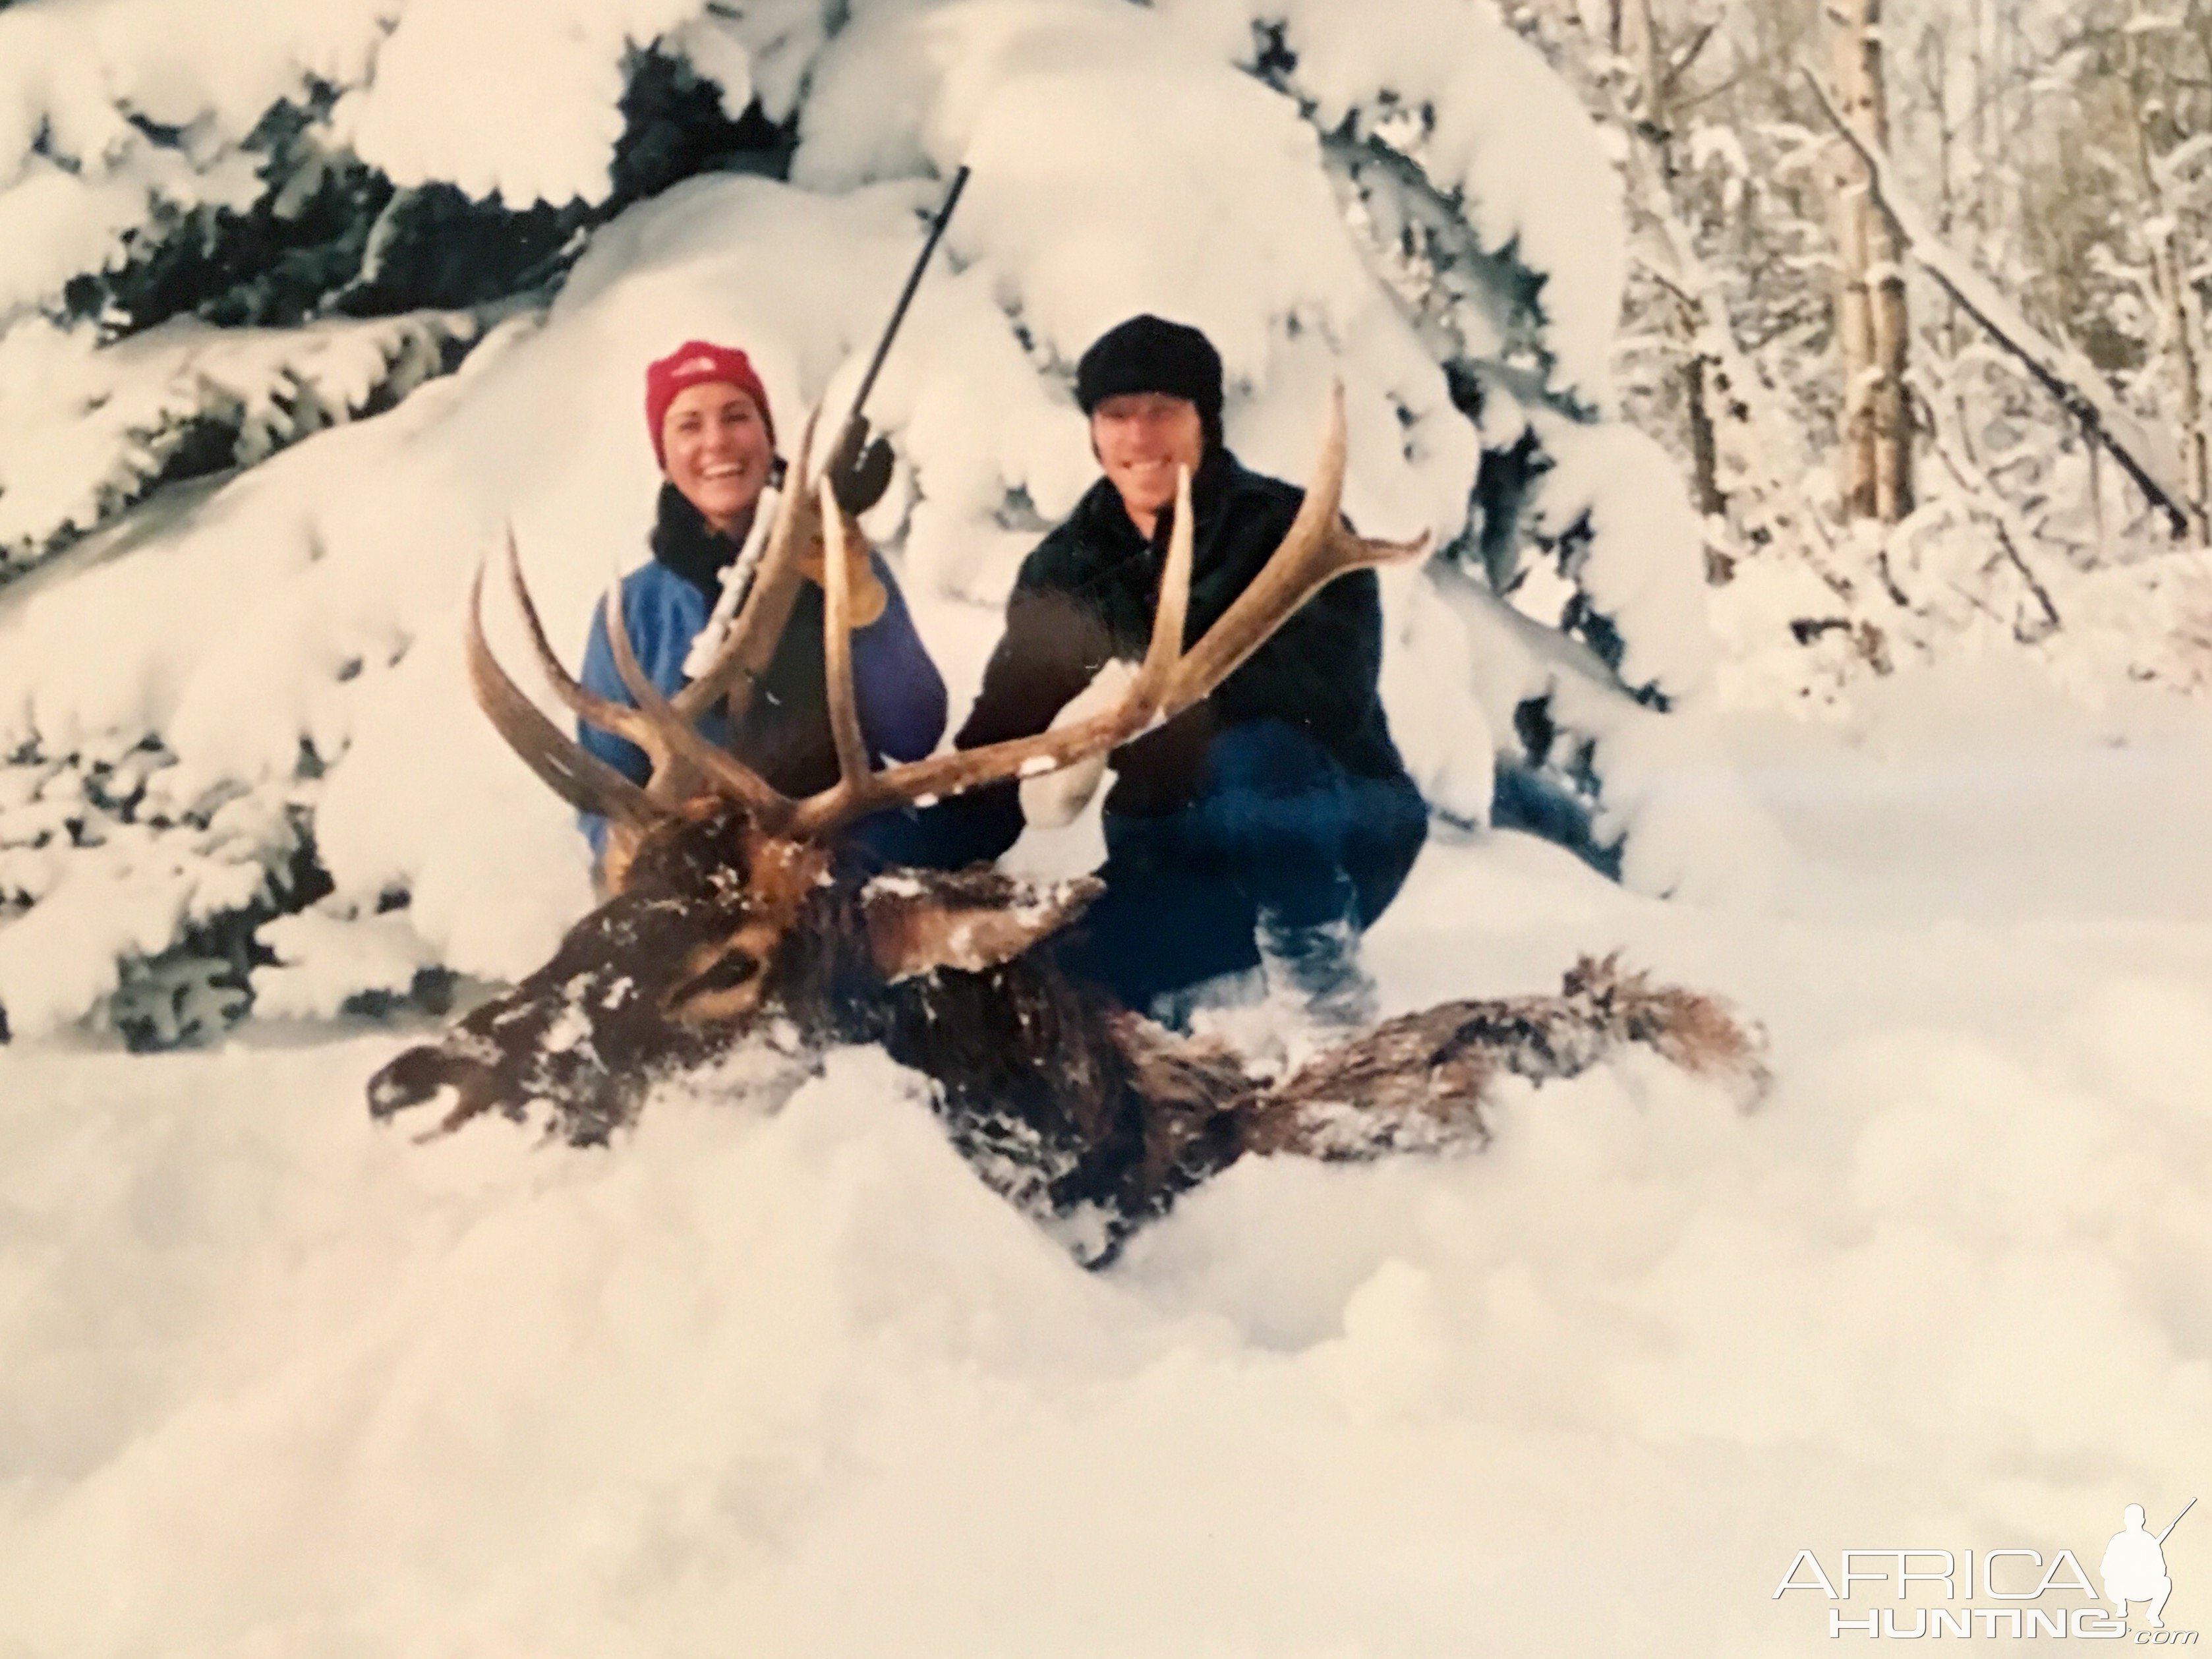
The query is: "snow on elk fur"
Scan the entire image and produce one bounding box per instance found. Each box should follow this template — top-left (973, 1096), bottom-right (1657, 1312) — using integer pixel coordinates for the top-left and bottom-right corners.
top-left (368, 390), bottom-right (1768, 1260)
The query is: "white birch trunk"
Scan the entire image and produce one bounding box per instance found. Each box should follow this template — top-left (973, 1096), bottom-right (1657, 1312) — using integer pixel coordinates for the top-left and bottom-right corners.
top-left (2126, 7), bottom-right (2211, 543)
top-left (1828, 0), bottom-right (1913, 524)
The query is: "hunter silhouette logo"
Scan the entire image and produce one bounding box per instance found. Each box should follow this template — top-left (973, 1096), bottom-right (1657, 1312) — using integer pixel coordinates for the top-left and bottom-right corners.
top-left (2105, 1501), bottom-right (2194, 1631)
top-left (1775, 1498), bottom-right (2199, 1641)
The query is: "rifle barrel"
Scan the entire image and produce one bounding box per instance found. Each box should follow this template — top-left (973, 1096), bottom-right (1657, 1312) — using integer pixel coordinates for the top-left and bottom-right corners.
top-left (840, 165), bottom-right (972, 444)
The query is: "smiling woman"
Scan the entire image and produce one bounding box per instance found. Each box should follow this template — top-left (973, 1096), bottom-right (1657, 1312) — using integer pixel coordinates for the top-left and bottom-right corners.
top-left (570, 339), bottom-right (950, 869)
top-left (642, 340), bottom-right (780, 539)
top-left (660, 381), bottom-right (774, 537)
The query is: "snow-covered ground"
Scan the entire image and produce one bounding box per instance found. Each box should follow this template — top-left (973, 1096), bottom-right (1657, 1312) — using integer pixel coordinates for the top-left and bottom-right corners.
top-left (1, 0), bottom-right (2205, 1648)
top-left (3, 665), bottom-right (2206, 1658)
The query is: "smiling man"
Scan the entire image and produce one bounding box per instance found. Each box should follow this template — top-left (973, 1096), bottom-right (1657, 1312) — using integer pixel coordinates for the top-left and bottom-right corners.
top-left (933, 314), bottom-right (1430, 1024)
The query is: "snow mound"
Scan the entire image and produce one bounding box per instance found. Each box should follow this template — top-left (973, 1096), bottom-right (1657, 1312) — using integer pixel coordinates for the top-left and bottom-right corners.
top-left (1530, 415), bottom-right (1716, 704)
top-left (0, 0), bottom-right (386, 313)
top-left (252, 903), bottom-right (445, 1021)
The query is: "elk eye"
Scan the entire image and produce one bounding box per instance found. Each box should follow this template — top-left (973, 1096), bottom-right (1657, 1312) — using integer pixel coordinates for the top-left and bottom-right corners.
top-left (674, 952), bottom-right (758, 1005)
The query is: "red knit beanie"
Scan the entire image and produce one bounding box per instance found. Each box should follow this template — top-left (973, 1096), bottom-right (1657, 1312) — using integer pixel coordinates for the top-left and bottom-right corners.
top-left (644, 340), bottom-right (775, 468)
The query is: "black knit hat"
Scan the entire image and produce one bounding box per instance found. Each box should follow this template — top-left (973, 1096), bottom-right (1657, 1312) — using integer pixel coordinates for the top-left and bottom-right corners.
top-left (1075, 314), bottom-right (1224, 426)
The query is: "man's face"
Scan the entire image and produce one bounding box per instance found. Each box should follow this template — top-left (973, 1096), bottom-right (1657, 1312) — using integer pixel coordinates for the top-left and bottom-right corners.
top-left (1090, 392), bottom-right (1204, 526)
top-left (661, 382), bottom-right (773, 535)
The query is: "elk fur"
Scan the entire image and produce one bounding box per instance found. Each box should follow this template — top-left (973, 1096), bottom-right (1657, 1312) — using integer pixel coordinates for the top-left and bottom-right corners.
top-left (374, 805), bottom-right (1767, 1265)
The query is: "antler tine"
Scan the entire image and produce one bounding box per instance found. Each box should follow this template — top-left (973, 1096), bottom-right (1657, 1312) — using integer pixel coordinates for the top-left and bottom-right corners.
top-left (498, 529), bottom-right (682, 782)
top-left (1130, 451), bottom-right (1194, 702)
top-left (786, 462), bottom-right (1198, 842)
top-left (672, 399), bottom-right (826, 725)
top-left (463, 557), bottom-right (658, 826)
top-left (816, 474), bottom-right (875, 793)
top-left (1159, 380), bottom-right (1428, 711)
top-left (786, 385), bottom-right (1422, 842)
top-left (596, 568), bottom-right (798, 829)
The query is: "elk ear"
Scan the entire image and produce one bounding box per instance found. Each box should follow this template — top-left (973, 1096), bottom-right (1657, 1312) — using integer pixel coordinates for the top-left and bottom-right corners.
top-left (861, 868), bottom-right (1103, 982)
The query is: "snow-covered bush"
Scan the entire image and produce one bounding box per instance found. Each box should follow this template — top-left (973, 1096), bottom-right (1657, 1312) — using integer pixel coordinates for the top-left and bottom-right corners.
top-left (0, 728), bottom-right (315, 1047)
top-left (0, 0), bottom-right (1749, 1046)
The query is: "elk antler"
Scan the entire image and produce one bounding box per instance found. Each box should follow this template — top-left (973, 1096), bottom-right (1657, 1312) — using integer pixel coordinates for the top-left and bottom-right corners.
top-left (786, 453), bottom-right (1196, 839)
top-left (668, 401), bottom-right (826, 728)
top-left (461, 403), bottom-right (830, 852)
top-left (596, 569), bottom-right (796, 829)
top-left (463, 550), bottom-right (657, 829)
top-left (468, 381), bottom-right (1427, 863)
top-left (787, 379), bottom-right (1430, 840)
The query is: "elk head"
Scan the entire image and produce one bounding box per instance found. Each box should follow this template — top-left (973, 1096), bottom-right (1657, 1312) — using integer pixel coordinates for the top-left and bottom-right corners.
top-left (368, 387), bottom-right (1430, 1146)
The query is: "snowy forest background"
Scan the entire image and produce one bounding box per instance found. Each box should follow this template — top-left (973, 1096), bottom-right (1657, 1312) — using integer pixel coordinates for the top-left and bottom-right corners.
top-left (1, 0), bottom-right (2208, 1045)
top-left (1, 2), bottom-right (2209, 1653)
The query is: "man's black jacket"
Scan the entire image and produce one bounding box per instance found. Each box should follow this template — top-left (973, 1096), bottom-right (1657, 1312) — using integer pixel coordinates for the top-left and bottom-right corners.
top-left (936, 446), bottom-right (1416, 861)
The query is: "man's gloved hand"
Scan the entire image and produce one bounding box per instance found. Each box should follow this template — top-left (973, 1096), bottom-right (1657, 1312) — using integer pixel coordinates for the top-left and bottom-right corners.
top-left (826, 416), bottom-right (896, 516)
top-left (1019, 658), bottom-right (1137, 828)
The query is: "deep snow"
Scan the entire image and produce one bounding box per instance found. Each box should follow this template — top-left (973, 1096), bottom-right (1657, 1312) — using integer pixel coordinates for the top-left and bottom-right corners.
top-left (0, 0), bottom-right (2205, 1648)
top-left (2, 670), bottom-right (2207, 1657)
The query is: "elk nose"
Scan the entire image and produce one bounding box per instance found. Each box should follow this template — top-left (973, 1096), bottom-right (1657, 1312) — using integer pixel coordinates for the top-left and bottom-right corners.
top-left (368, 1046), bottom-right (488, 1119)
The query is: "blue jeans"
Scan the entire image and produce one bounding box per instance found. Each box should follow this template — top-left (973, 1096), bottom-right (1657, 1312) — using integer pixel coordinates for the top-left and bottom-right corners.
top-left (1052, 721), bottom-right (1428, 1010)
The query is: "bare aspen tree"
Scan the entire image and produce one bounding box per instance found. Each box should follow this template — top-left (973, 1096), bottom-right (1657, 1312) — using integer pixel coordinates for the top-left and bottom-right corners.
top-left (2124, 3), bottom-right (2211, 542)
top-left (1623, 0), bottom-right (1727, 518)
top-left (1828, 0), bottom-right (1913, 523)
top-left (2087, 421), bottom-right (2107, 556)
top-left (1625, 0), bottom-right (1664, 129)
top-left (1970, 0), bottom-right (1990, 245)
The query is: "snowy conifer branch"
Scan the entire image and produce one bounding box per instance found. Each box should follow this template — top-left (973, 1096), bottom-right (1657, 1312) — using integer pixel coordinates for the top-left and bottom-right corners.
top-left (0, 308), bottom-right (480, 578)
top-left (1318, 132), bottom-right (1569, 417)
top-left (1803, 67), bottom-right (2195, 540)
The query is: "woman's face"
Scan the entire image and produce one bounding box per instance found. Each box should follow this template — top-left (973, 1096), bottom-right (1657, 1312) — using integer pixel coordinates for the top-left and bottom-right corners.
top-left (661, 382), bottom-right (773, 535)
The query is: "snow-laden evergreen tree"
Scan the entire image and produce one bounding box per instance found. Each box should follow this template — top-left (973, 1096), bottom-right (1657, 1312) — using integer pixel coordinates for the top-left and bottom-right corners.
top-left (0, 0), bottom-right (1762, 1047)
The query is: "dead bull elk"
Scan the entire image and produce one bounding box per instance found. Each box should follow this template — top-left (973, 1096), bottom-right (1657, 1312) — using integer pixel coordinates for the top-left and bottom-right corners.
top-left (369, 388), bottom-right (1767, 1260)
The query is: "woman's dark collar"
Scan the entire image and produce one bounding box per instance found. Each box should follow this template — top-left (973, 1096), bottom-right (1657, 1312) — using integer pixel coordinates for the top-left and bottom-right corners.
top-left (649, 482), bottom-right (746, 598)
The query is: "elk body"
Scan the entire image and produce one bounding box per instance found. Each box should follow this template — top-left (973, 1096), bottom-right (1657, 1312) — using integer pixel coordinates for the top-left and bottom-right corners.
top-left (370, 392), bottom-right (1766, 1262)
